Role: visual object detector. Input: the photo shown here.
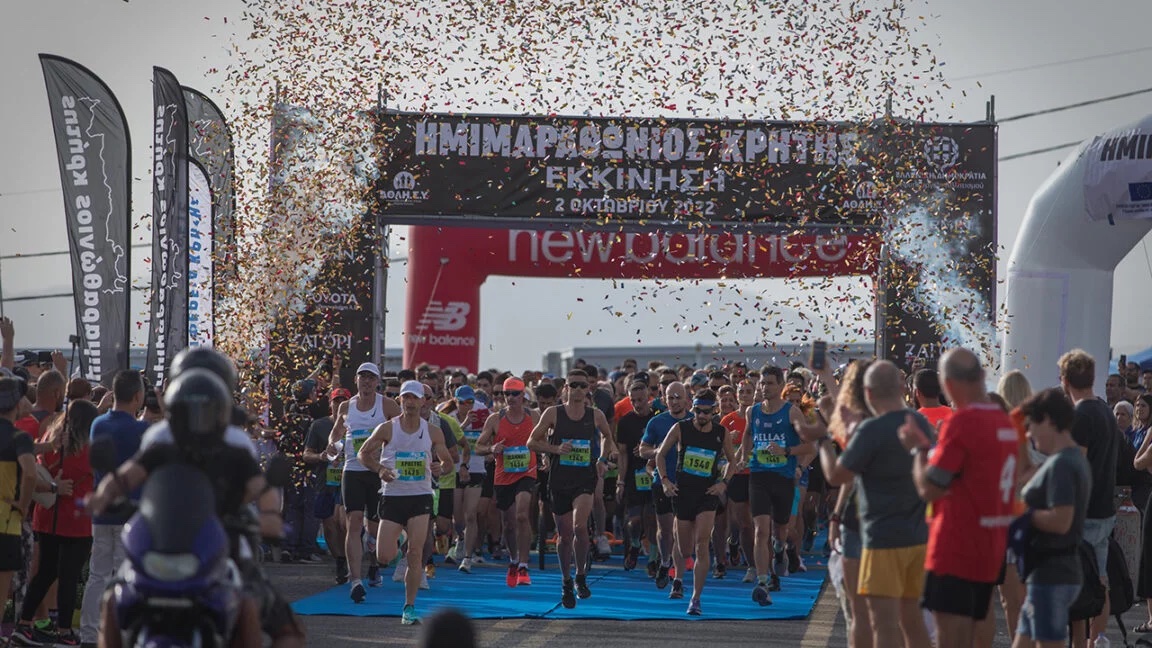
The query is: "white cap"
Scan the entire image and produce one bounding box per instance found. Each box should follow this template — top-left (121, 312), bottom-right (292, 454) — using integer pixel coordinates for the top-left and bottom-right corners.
top-left (356, 362), bottom-right (380, 377)
top-left (400, 380), bottom-right (424, 397)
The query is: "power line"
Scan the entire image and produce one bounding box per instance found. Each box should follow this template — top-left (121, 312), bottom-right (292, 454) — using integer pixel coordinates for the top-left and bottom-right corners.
top-left (999, 141), bottom-right (1082, 162)
top-left (1000, 87), bottom-right (1152, 123)
top-left (948, 45), bottom-right (1152, 82)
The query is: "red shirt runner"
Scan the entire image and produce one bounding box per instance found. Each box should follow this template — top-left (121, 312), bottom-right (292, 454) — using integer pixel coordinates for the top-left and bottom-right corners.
top-left (494, 411), bottom-right (537, 485)
top-left (926, 403), bottom-right (1018, 583)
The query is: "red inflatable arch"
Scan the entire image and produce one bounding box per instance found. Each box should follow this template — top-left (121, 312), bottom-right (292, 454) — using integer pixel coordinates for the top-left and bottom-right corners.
top-left (404, 226), bottom-right (879, 370)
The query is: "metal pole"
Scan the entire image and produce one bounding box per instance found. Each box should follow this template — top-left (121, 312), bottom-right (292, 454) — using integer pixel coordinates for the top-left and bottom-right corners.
top-left (374, 223), bottom-right (389, 368)
top-left (875, 244), bottom-right (889, 360)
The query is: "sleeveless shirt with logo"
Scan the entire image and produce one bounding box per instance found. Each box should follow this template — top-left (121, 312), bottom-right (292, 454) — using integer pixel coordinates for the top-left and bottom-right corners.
top-left (548, 404), bottom-right (597, 489)
top-left (343, 395), bottom-right (387, 473)
top-left (748, 401), bottom-right (799, 476)
top-left (675, 419), bottom-right (725, 493)
top-left (494, 410), bottom-right (537, 485)
top-left (381, 418), bottom-right (434, 497)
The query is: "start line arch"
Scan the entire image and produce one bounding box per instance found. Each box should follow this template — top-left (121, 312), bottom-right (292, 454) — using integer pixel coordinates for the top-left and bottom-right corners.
top-left (373, 111), bottom-right (998, 372)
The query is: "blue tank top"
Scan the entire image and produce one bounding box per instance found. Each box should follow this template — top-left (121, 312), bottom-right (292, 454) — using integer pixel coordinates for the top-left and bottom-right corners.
top-left (748, 401), bottom-right (799, 476)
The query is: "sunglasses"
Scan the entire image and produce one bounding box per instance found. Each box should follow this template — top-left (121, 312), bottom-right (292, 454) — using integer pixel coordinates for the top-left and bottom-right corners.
top-left (460, 399), bottom-right (474, 404)
top-left (568, 382), bottom-right (588, 389)
top-left (493, 390), bottom-right (505, 397)
top-left (505, 390), bottom-right (523, 398)
top-left (693, 407), bottom-right (715, 416)
top-left (385, 392), bottom-right (399, 398)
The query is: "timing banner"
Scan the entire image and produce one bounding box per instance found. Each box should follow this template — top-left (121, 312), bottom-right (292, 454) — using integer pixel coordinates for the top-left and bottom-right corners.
top-left (374, 113), bottom-right (995, 227)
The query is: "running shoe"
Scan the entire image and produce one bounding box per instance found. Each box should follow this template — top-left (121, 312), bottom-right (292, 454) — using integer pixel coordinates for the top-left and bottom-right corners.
top-left (669, 579), bottom-right (684, 600)
top-left (350, 582), bottom-right (366, 604)
top-left (769, 574), bottom-right (781, 592)
top-left (623, 546), bottom-right (638, 571)
top-left (425, 561), bottom-right (437, 579)
top-left (55, 631), bottom-right (80, 647)
top-left (646, 560), bottom-right (659, 579)
top-left (595, 534), bottom-right (612, 556)
top-left (517, 566), bottom-right (532, 586)
top-left (561, 579), bottom-right (577, 609)
top-left (786, 543), bottom-right (801, 575)
top-left (336, 558), bottom-right (350, 585)
top-left (31, 623), bottom-right (58, 645)
top-left (506, 563), bottom-right (519, 588)
top-left (392, 557), bottom-right (408, 582)
top-left (471, 550), bottom-right (486, 565)
top-left (742, 568), bottom-right (756, 584)
top-left (687, 599), bottom-right (702, 616)
top-left (794, 554), bottom-right (807, 573)
top-left (10, 625), bottom-right (45, 647)
top-left (575, 574), bottom-right (592, 599)
top-left (752, 583), bottom-right (773, 606)
top-left (713, 563), bottom-right (727, 579)
top-left (655, 565), bottom-right (670, 589)
top-left (401, 604), bottom-right (420, 626)
top-left (458, 557), bottom-right (472, 574)
top-left (368, 564), bottom-right (382, 587)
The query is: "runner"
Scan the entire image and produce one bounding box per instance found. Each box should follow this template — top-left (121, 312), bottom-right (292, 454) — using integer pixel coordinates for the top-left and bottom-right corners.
top-left (899, 348), bottom-right (1018, 648)
top-left (656, 389), bottom-right (738, 615)
top-left (302, 388), bottom-right (351, 585)
top-left (357, 380), bottom-right (454, 625)
top-left (640, 381), bottom-right (693, 594)
top-left (739, 366), bottom-right (813, 605)
top-left (528, 369), bottom-right (618, 609)
top-left (720, 380), bottom-right (757, 583)
top-left (615, 380), bottom-right (658, 573)
top-left (326, 362), bottom-right (400, 604)
top-left (450, 385), bottom-right (488, 573)
top-left (476, 377), bottom-right (541, 587)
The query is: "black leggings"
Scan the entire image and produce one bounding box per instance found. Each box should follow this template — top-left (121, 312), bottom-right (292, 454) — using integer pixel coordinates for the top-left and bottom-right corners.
top-left (21, 534), bottom-right (93, 629)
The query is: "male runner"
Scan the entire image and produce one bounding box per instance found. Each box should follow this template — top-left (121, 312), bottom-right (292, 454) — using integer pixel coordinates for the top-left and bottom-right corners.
top-left (528, 369), bottom-right (617, 609)
top-left (656, 390), bottom-right (738, 615)
top-left (357, 381), bottom-right (453, 625)
top-left (740, 366), bottom-right (812, 605)
top-left (615, 381), bottom-right (657, 572)
top-left (476, 377), bottom-right (541, 587)
top-left (720, 379), bottom-right (757, 583)
top-left (326, 362), bottom-right (400, 603)
top-left (640, 382), bottom-right (692, 595)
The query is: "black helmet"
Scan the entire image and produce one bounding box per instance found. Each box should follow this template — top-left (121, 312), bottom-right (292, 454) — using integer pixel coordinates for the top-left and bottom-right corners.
top-left (170, 347), bottom-right (238, 392)
top-left (164, 368), bottom-right (232, 448)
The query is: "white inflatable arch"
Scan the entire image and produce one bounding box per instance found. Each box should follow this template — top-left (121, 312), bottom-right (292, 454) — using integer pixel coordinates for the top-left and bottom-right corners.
top-left (1002, 113), bottom-right (1152, 390)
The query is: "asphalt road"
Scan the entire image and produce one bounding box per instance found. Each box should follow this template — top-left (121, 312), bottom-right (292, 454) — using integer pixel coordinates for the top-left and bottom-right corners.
top-left (265, 555), bottom-right (1135, 647)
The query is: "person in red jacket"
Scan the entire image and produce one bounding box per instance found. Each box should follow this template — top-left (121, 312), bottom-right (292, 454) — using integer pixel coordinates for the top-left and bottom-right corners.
top-left (10, 399), bottom-right (97, 647)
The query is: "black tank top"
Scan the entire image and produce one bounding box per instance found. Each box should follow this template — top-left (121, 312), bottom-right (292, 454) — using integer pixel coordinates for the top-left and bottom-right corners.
top-left (548, 404), bottom-right (597, 487)
top-left (675, 419), bottom-right (725, 492)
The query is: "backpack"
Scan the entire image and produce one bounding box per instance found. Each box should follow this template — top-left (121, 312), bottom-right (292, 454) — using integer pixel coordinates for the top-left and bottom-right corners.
top-left (1068, 540), bottom-right (1106, 622)
top-left (1108, 536), bottom-right (1136, 647)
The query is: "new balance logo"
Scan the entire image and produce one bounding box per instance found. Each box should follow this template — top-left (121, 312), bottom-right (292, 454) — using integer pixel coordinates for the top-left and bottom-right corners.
top-left (418, 301), bottom-right (470, 331)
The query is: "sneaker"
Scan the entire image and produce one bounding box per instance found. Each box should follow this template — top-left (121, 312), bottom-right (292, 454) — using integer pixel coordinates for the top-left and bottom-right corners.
top-left (450, 541), bottom-right (464, 563)
top-left (561, 579), bottom-right (577, 609)
top-left (786, 544), bottom-right (800, 575)
top-left (471, 550), bottom-right (486, 565)
top-left (10, 625), bottom-right (45, 646)
top-left (742, 568), bottom-right (756, 584)
top-left (368, 564), bottom-right (382, 587)
top-left (335, 558), bottom-right (350, 585)
top-left (773, 552), bottom-right (786, 578)
top-left (458, 557), bottom-right (472, 574)
top-left (596, 534), bottom-right (612, 556)
top-left (31, 623), bottom-right (58, 645)
top-left (752, 583), bottom-right (773, 606)
top-left (655, 565), bottom-right (670, 589)
top-left (401, 604), bottom-right (420, 626)
top-left (687, 598), bottom-right (702, 616)
top-left (769, 574), bottom-right (781, 592)
top-left (425, 561), bottom-right (436, 579)
top-left (419, 572), bottom-right (430, 590)
top-left (624, 546), bottom-right (638, 571)
top-left (646, 560), bottom-right (659, 579)
top-left (443, 554), bottom-right (457, 566)
top-left (279, 551), bottom-right (295, 564)
top-left (55, 631), bottom-right (80, 647)
top-left (517, 566), bottom-right (532, 586)
top-left (350, 582), bottom-right (366, 604)
top-left (669, 579), bottom-right (684, 600)
top-left (506, 563), bottom-right (519, 588)
top-left (392, 557), bottom-right (408, 582)
top-left (575, 573), bottom-right (592, 599)
top-left (793, 554), bottom-right (807, 573)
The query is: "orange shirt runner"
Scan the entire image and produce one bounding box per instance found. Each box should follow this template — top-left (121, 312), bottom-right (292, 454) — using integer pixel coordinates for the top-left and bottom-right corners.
top-left (494, 411), bottom-right (537, 485)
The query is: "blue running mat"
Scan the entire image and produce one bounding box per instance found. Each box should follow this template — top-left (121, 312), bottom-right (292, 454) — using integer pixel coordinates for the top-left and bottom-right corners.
top-left (292, 561), bottom-right (825, 621)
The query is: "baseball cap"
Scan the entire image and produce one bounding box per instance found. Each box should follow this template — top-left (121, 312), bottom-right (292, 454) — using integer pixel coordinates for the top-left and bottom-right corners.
top-left (608, 370), bottom-right (626, 382)
top-left (690, 373), bottom-right (709, 387)
top-left (330, 387), bottom-right (352, 401)
top-left (454, 385), bottom-right (476, 401)
top-left (399, 380), bottom-right (424, 397)
top-left (502, 377), bottom-right (526, 392)
top-left (293, 378), bottom-right (317, 401)
top-left (356, 362), bottom-right (381, 377)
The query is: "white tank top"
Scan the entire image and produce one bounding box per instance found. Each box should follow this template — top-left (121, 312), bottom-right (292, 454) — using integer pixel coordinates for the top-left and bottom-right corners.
top-left (344, 395), bottom-right (388, 472)
top-left (381, 417), bottom-right (434, 497)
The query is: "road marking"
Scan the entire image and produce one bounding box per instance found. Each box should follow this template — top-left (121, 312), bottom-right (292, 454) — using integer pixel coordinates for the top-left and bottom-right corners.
top-left (513, 619), bottom-right (574, 647)
top-left (800, 581), bottom-right (843, 648)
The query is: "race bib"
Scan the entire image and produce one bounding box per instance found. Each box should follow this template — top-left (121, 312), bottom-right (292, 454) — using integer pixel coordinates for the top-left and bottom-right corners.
top-left (560, 439), bottom-right (591, 467)
top-left (464, 430), bottom-right (481, 452)
top-left (325, 466), bottom-right (341, 487)
top-left (503, 446), bottom-right (531, 473)
top-left (350, 429), bottom-right (371, 454)
top-left (754, 443), bottom-right (787, 466)
top-left (634, 469), bottom-right (652, 492)
top-left (682, 446), bottom-right (717, 478)
top-left (396, 451), bottom-right (427, 481)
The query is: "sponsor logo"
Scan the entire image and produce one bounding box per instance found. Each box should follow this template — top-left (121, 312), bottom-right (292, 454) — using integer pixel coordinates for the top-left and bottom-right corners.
top-left (418, 301), bottom-right (470, 331)
top-left (308, 292), bottom-right (362, 311)
top-left (923, 136), bottom-right (960, 171)
top-left (409, 333), bottom-right (477, 347)
top-left (1128, 182), bottom-right (1152, 201)
top-left (838, 180), bottom-right (881, 212)
top-left (1099, 133), bottom-right (1152, 162)
top-left (378, 171), bottom-right (429, 205)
